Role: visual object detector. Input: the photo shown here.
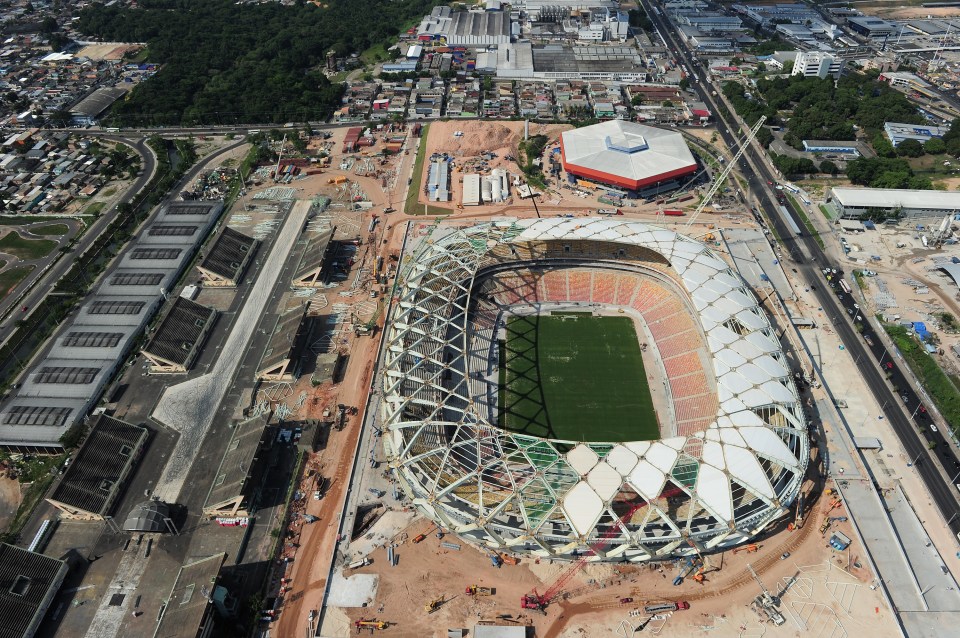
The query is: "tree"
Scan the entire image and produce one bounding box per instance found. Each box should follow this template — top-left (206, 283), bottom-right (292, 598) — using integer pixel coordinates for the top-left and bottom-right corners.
top-left (896, 139), bottom-right (924, 157)
top-left (631, 94), bottom-right (644, 107)
top-left (924, 137), bottom-right (946, 155)
top-left (679, 77), bottom-right (690, 91)
top-left (872, 132), bottom-right (896, 158)
top-left (755, 127), bottom-right (773, 148)
top-left (819, 159), bottom-right (839, 175)
top-left (781, 60), bottom-right (794, 75)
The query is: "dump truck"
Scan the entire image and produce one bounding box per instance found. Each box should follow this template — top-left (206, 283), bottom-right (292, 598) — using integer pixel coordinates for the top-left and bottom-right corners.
top-left (465, 585), bottom-right (493, 596)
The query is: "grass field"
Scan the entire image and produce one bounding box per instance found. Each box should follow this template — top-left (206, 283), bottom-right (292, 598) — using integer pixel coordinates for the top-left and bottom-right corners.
top-left (0, 232), bottom-right (56, 260)
top-left (0, 265), bottom-right (35, 298)
top-left (498, 314), bottom-right (658, 442)
top-left (29, 223), bottom-right (69, 236)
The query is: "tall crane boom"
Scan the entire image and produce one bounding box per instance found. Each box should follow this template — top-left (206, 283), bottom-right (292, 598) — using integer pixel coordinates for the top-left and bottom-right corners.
top-left (685, 115), bottom-right (766, 229)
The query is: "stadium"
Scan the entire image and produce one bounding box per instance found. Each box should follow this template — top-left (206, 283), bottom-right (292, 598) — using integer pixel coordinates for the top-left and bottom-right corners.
top-left (381, 218), bottom-right (809, 562)
top-left (560, 120), bottom-right (699, 193)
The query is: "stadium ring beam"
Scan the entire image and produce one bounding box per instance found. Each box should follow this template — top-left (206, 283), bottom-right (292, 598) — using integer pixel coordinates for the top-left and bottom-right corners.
top-left (381, 218), bottom-right (809, 562)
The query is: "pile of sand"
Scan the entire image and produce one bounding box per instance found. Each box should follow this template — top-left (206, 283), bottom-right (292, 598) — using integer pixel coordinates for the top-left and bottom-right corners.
top-left (450, 121), bottom-right (518, 156)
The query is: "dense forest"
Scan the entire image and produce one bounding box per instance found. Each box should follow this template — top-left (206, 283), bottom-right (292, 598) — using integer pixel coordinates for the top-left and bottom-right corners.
top-left (76, 0), bottom-right (438, 126)
top-left (755, 72), bottom-right (923, 149)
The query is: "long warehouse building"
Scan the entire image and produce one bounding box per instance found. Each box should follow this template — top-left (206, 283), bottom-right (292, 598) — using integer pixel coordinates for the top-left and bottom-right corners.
top-left (0, 201), bottom-right (223, 452)
top-left (829, 187), bottom-right (960, 220)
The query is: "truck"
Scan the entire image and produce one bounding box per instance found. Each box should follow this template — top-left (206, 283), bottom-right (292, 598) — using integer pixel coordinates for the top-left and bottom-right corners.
top-left (347, 557), bottom-right (371, 570)
top-left (644, 601), bottom-right (689, 614)
top-left (597, 208), bottom-right (623, 216)
top-left (776, 205), bottom-right (802, 236)
top-left (663, 209), bottom-right (685, 217)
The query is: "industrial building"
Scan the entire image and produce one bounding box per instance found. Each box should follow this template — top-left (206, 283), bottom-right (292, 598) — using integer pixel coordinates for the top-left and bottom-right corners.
top-left (560, 121), bottom-right (698, 192)
top-left (0, 543), bottom-right (68, 638)
top-left (45, 415), bottom-right (148, 520)
top-left (256, 302), bottom-right (313, 382)
top-left (496, 43), bottom-right (651, 82)
top-left (141, 298), bottom-right (217, 374)
top-left (830, 187), bottom-right (960, 219)
top-left (153, 554), bottom-right (230, 638)
top-left (417, 6), bottom-right (512, 46)
top-left (462, 170), bottom-right (511, 205)
top-left (847, 16), bottom-right (897, 37)
top-left (203, 414), bottom-right (271, 518)
top-left (0, 201), bottom-right (222, 452)
top-left (791, 51), bottom-right (842, 79)
top-left (883, 122), bottom-right (951, 147)
top-left (428, 158), bottom-right (451, 201)
top-left (291, 226), bottom-right (335, 288)
top-left (801, 140), bottom-right (872, 157)
top-left (197, 227), bottom-right (257, 287)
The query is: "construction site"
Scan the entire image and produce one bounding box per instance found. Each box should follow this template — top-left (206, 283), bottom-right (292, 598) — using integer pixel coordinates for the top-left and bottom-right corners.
top-left (256, 121), bottom-right (911, 638)
top-left (309, 476), bottom-right (896, 637)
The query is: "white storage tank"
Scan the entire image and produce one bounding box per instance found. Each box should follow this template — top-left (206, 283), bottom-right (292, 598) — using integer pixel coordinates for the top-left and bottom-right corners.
top-left (481, 178), bottom-right (493, 202)
top-left (489, 177), bottom-right (502, 202)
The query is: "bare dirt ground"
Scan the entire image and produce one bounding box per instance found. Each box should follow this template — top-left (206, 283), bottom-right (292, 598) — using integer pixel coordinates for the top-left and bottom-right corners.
top-left (326, 483), bottom-right (894, 638)
top-left (0, 475), bottom-right (21, 530)
top-left (415, 120), bottom-right (738, 221)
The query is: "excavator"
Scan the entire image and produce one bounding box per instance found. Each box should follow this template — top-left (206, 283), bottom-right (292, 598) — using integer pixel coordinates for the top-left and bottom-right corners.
top-left (425, 596), bottom-right (445, 614)
top-left (733, 544), bottom-right (759, 555)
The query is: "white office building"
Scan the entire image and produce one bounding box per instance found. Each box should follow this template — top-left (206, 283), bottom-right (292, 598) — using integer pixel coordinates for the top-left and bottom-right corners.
top-left (830, 187), bottom-right (960, 219)
top-left (791, 51), bottom-right (842, 79)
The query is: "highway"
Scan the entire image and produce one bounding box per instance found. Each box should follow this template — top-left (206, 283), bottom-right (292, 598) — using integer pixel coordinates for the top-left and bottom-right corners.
top-left (641, 0), bottom-right (960, 539)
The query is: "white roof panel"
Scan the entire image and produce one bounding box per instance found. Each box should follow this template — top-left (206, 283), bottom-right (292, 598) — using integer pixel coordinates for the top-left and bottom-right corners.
top-left (562, 481), bottom-right (605, 535)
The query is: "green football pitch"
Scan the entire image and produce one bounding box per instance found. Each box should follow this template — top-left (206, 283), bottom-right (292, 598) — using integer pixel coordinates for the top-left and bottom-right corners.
top-left (498, 314), bottom-right (659, 442)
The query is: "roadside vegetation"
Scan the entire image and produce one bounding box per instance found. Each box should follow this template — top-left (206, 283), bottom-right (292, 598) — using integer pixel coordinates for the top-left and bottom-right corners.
top-left (885, 324), bottom-right (960, 435)
top-left (784, 194), bottom-right (823, 249)
top-left (0, 265), bottom-right (35, 297)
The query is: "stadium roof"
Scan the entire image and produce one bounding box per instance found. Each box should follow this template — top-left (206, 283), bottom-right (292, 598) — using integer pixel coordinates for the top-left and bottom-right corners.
top-left (831, 187), bottom-right (960, 211)
top-left (0, 544), bottom-right (68, 638)
top-left (384, 218), bottom-right (808, 560)
top-left (561, 121), bottom-right (697, 190)
top-left (142, 298), bottom-right (216, 370)
top-left (47, 415), bottom-right (147, 519)
top-left (153, 554), bottom-right (226, 638)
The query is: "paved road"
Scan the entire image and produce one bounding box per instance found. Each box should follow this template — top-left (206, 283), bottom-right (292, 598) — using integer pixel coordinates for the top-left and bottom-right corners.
top-left (641, 0), bottom-right (960, 541)
top-left (0, 137), bottom-right (157, 344)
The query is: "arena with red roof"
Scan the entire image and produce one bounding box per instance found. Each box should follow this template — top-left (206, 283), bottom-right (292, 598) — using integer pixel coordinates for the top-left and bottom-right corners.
top-left (560, 120), bottom-right (698, 192)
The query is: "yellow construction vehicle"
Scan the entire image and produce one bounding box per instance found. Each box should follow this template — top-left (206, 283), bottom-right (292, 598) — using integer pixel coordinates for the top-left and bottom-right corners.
top-left (425, 596), bottom-right (444, 614)
top-left (465, 585), bottom-right (494, 596)
top-left (355, 618), bottom-right (388, 633)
